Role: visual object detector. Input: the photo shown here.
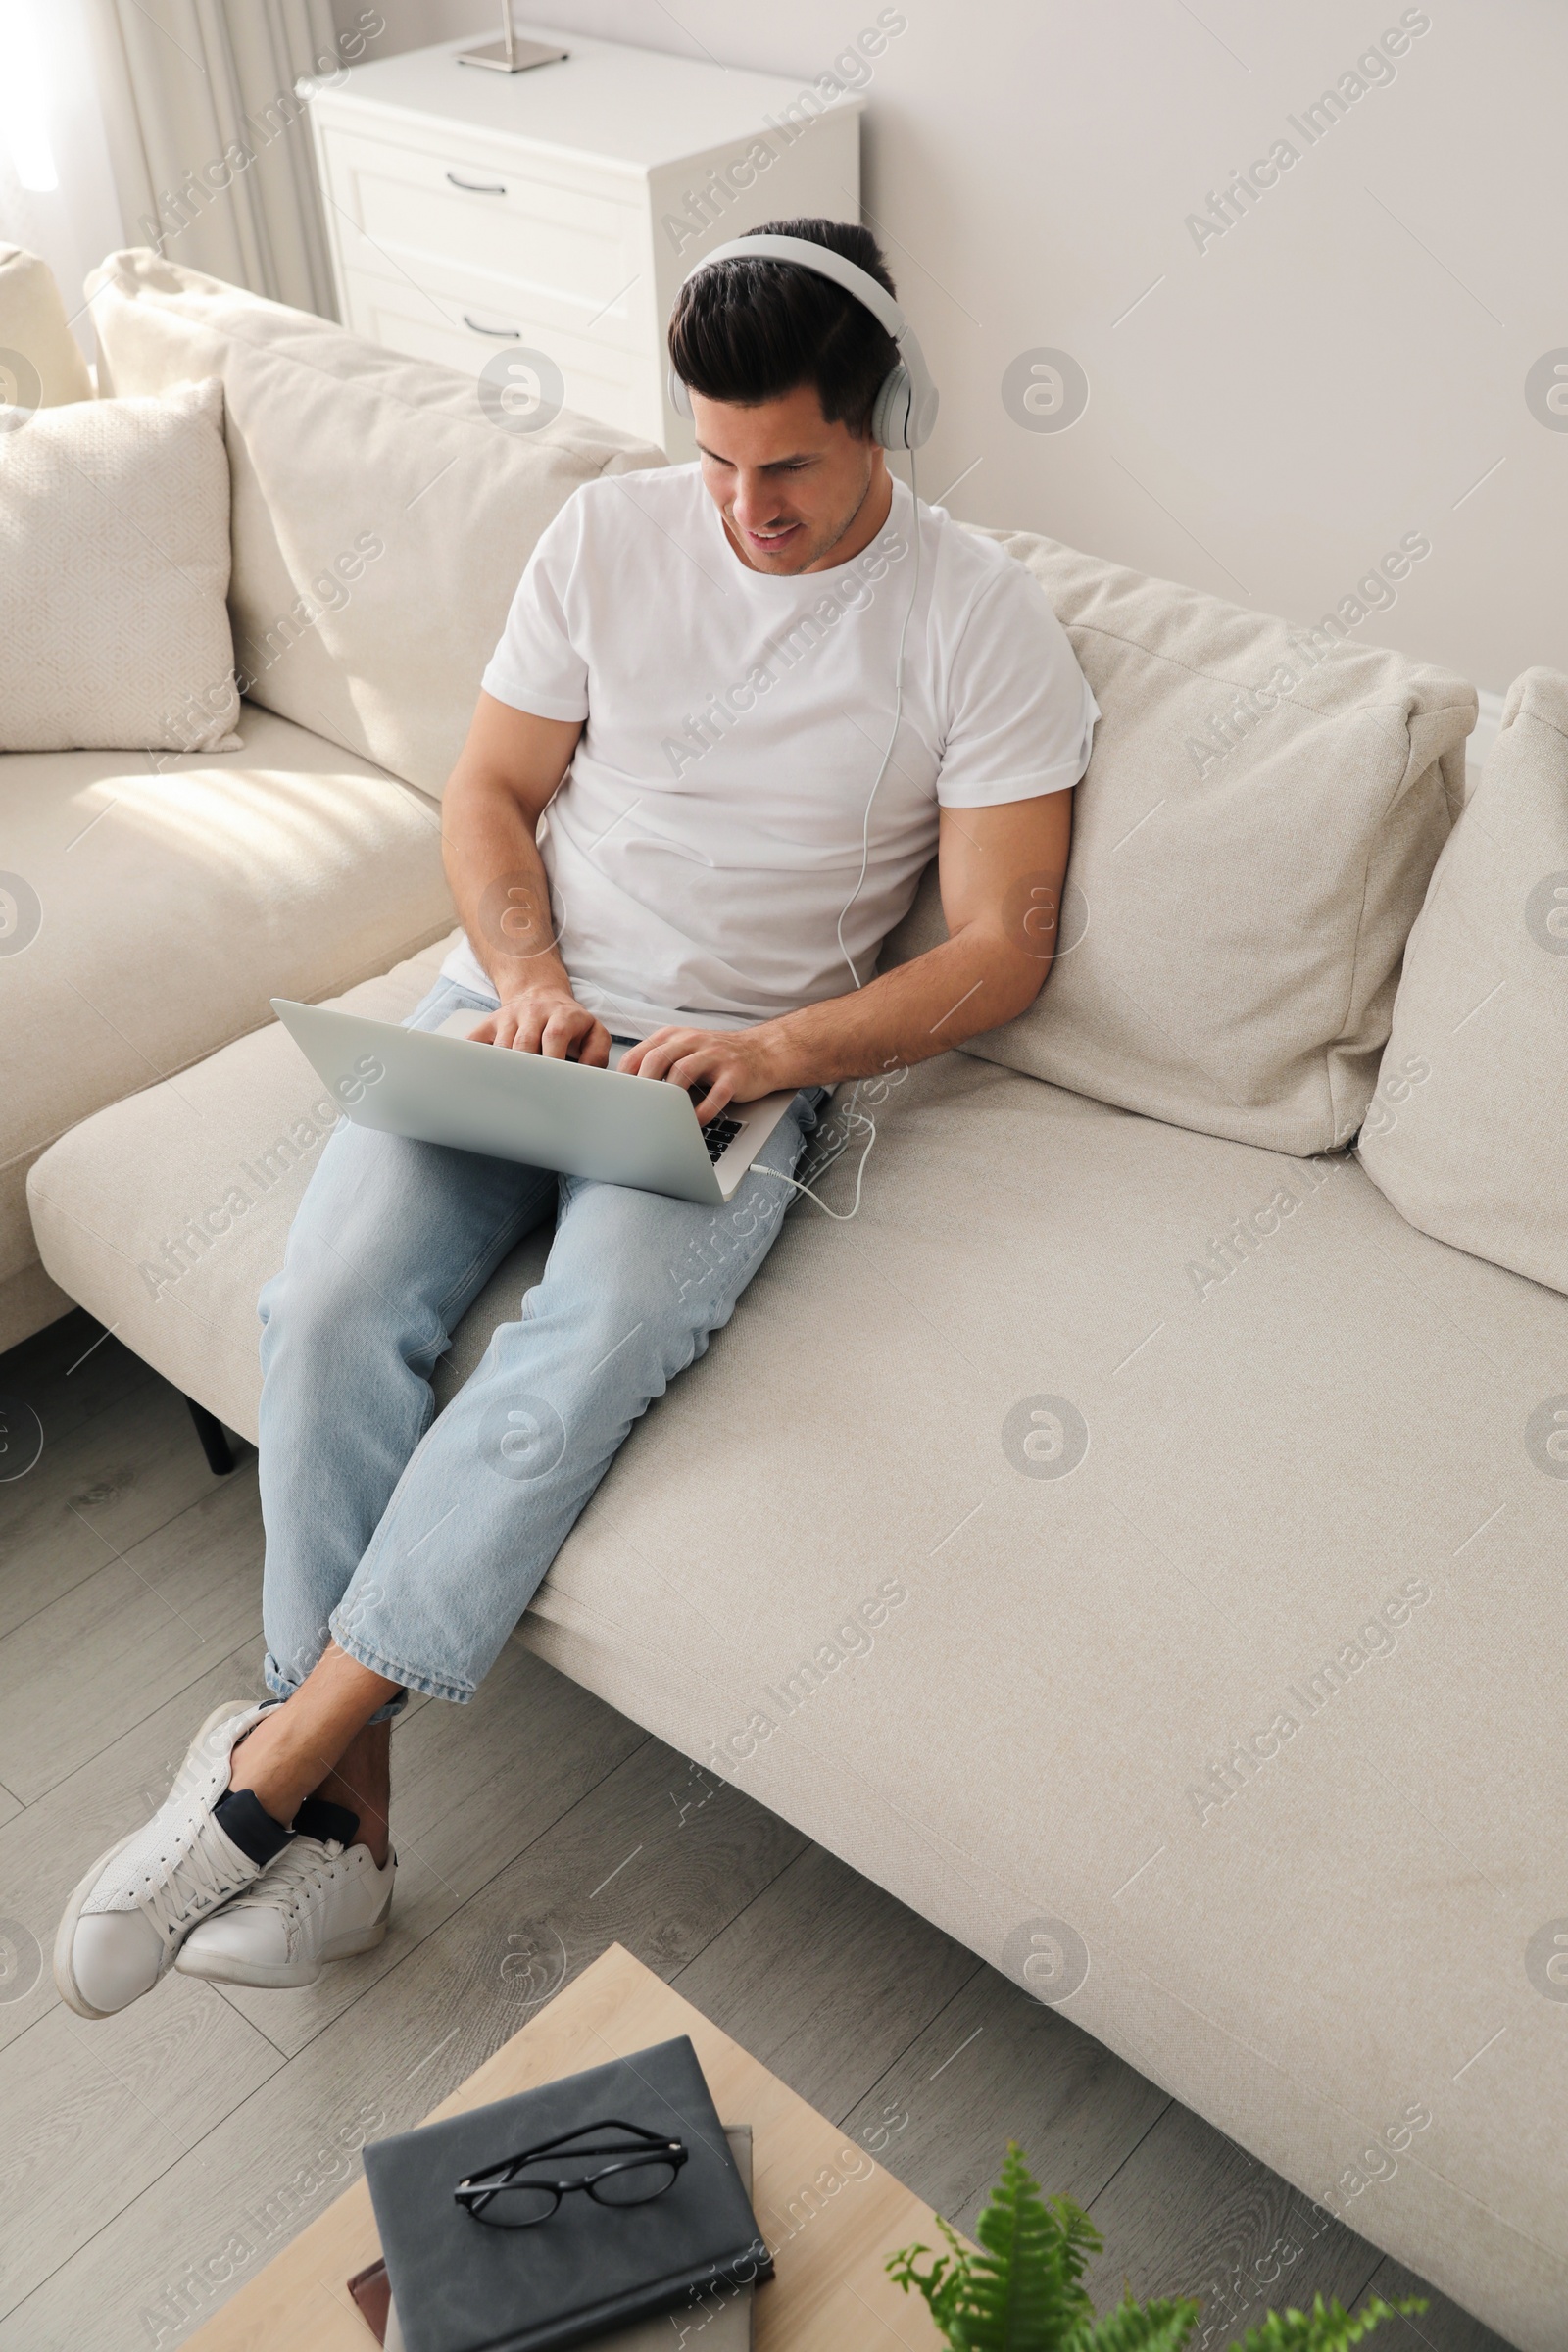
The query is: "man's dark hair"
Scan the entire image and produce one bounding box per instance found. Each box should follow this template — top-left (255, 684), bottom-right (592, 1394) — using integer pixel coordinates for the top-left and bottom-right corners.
top-left (667, 219), bottom-right (899, 440)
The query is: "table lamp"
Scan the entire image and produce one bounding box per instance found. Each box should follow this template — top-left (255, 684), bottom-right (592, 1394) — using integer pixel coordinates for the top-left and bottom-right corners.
top-left (458, 2), bottom-right (567, 73)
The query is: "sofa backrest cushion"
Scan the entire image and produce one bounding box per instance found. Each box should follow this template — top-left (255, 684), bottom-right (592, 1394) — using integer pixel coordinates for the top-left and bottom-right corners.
top-left (879, 527), bottom-right (1476, 1155)
top-left (85, 249), bottom-right (667, 797)
top-left (0, 244), bottom-right (95, 412)
top-left (1358, 665), bottom-right (1568, 1291)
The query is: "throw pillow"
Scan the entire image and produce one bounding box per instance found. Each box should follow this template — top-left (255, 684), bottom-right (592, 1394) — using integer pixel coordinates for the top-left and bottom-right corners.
top-left (1358, 665), bottom-right (1568, 1292)
top-left (881, 528), bottom-right (1475, 1155)
top-left (0, 375), bottom-right (239, 753)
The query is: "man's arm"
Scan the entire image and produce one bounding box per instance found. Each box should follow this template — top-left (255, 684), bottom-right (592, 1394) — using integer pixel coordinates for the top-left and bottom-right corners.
top-left (620, 787), bottom-right (1074, 1114)
top-left (440, 691), bottom-right (605, 1061)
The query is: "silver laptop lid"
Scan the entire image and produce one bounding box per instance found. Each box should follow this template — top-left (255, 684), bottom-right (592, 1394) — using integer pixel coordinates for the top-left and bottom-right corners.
top-left (272, 999), bottom-right (796, 1207)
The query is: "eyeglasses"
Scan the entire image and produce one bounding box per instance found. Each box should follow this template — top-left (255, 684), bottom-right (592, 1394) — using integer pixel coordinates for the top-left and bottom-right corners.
top-left (455, 2119), bottom-right (689, 2229)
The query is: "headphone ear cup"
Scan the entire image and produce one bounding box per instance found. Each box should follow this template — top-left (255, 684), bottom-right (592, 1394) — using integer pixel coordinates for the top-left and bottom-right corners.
top-left (870, 361), bottom-right (912, 452)
top-left (667, 368), bottom-right (693, 420)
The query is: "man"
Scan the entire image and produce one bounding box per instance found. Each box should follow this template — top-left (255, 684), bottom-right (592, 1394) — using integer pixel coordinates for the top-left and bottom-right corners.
top-left (55, 218), bottom-right (1097, 2017)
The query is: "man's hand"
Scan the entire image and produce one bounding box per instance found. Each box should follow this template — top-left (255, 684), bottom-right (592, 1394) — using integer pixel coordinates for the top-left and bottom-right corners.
top-left (466, 989), bottom-right (612, 1066)
top-left (618, 1023), bottom-right (787, 1118)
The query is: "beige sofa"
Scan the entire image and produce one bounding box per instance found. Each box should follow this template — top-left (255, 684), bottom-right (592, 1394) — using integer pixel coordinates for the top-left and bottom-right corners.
top-left (13, 253), bottom-right (1568, 2352)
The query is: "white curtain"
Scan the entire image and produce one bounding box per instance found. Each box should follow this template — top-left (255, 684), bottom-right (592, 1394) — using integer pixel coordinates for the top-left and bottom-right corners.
top-left (0, 0), bottom-right (125, 350)
top-left (87, 0), bottom-right (351, 317)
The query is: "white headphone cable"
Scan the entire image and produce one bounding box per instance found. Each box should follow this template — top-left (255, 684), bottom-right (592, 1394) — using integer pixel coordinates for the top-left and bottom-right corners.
top-left (755, 1098), bottom-right (879, 1219)
top-left (760, 442), bottom-right (924, 1222)
top-left (836, 439), bottom-right (922, 994)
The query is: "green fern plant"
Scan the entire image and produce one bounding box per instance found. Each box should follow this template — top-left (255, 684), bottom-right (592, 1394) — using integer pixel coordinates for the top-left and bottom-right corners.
top-left (887, 2142), bottom-right (1428, 2352)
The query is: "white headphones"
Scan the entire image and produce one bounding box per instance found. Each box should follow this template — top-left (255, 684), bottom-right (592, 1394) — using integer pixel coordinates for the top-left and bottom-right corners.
top-left (667, 231), bottom-right (940, 451)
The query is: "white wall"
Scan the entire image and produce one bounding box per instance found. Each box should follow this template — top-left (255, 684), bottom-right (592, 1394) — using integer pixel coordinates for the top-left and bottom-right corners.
top-left (333, 0), bottom-right (1565, 692)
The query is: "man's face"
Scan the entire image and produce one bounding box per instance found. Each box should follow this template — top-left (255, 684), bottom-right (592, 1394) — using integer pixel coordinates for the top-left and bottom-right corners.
top-left (692, 382), bottom-right (886, 575)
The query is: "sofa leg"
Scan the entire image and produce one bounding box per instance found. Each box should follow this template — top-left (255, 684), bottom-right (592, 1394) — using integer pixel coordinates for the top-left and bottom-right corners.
top-left (186, 1396), bottom-right (235, 1476)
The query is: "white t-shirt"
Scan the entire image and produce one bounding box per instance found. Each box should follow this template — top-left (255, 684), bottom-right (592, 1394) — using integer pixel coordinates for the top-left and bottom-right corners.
top-left (442, 466), bottom-right (1098, 1035)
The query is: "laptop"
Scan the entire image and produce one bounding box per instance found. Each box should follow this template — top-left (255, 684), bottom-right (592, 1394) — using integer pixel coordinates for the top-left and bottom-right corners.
top-left (271, 999), bottom-right (803, 1206)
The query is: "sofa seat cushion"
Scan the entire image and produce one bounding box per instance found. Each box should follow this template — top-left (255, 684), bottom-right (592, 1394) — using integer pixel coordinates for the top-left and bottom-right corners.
top-left (530, 1070), bottom-right (1567, 2352)
top-left (1360, 666), bottom-right (1568, 1293)
top-left (1, 706), bottom-right (453, 1350)
top-left (882, 528), bottom-right (1476, 1157)
top-left (25, 1002), bottom-right (1568, 2350)
top-left (25, 938), bottom-right (466, 1428)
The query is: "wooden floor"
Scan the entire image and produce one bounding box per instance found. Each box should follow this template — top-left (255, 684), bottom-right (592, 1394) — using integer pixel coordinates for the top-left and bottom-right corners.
top-left (0, 1310), bottom-right (1511, 2352)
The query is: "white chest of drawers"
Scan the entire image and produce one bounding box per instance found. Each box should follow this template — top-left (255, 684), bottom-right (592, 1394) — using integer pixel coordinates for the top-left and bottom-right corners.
top-left (305, 25), bottom-right (863, 457)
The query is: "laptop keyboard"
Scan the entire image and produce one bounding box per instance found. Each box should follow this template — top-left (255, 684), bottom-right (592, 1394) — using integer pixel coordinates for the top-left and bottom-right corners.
top-left (703, 1114), bottom-right (744, 1163)
top-left (686, 1081), bottom-right (744, 1165)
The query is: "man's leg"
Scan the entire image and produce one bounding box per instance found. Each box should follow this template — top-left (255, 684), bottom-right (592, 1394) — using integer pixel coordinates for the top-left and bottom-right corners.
top-left (228, 1649), bottom-right (399, 1861)
top-left (174, 1079), bottom-right (824, 1991)
top-left (53, 981), bottom-right (555, 2015)
top-left (269, 1085), bottom-right (827, 1729)
top-left (168, 1082), bottom-right (824, 1995)
top-left (255, 982), bottom-right (558, 1720)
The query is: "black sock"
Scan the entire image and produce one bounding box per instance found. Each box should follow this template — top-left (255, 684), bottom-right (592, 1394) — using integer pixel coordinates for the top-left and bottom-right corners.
top-left (213, 1788), bottom-right (294, 1867)
top-left (293, 1797), bottom-right (361, 1846)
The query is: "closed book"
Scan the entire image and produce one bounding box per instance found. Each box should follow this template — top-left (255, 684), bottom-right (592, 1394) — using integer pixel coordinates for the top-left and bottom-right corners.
top-left (362, 2036), bottom-right (770, 2352)
top-left (350, 2131), bottom-right (756, 2352)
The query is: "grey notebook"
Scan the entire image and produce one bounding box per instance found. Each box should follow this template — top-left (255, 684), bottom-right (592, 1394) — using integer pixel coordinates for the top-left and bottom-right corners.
top-left (384, 2131), bottom-right (755, 2352)
top-left (364, 2036), bottom-right (767, 2352)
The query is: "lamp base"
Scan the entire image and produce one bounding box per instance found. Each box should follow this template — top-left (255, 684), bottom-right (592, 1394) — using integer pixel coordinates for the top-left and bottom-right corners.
top-left (455, 37), bottom-right (567, 72)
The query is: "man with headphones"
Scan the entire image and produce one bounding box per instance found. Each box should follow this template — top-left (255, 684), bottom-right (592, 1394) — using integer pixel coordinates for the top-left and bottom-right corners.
top-left (55, 220), bottom-right (1099, 2018)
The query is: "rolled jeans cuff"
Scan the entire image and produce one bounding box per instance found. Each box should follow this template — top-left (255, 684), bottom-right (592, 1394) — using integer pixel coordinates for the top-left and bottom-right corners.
top-left (328, 1611), bottom-right (479, 1708)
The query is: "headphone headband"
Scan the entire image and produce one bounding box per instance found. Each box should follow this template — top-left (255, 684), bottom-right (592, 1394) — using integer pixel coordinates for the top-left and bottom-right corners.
top-left (667, 228), bottom-right (939, 452)
top-left (680, 234), bottom-right (910, 344)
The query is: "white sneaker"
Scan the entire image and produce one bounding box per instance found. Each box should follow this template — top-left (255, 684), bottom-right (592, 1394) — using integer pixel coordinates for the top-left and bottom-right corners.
top-left (54, 1699), bottom-right (278, 2019)
top-left (177, 1832), bottom-right (395, 1988)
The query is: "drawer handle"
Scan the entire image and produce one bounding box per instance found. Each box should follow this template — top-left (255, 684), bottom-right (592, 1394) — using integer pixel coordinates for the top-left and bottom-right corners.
top-left (465, 314), bottom-right (520, 337)
top-left (447, 171), bottom-right (507, 193)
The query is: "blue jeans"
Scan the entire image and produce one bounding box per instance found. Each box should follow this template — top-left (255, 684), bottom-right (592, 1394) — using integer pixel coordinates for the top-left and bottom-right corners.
top-left (257, 977), bottom-right (826, 1714)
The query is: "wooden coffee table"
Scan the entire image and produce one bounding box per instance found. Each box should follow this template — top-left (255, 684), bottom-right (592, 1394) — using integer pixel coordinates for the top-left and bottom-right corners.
top-left (185, 1941), bottom-right (947, 2349)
